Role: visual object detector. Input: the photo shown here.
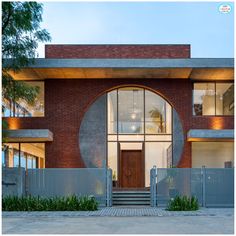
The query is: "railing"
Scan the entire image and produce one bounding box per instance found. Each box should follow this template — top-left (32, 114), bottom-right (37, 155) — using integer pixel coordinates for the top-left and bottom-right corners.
top-left (27, 168), bottom-right (112, 206)
top-left (150, 167), bottom-right (234, 208)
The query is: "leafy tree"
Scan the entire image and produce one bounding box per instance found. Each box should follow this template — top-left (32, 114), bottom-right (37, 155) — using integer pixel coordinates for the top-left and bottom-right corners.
top-left (2, 1), bottom-right (51, 70)
top-left (2, 1), bottom-right (51, 141)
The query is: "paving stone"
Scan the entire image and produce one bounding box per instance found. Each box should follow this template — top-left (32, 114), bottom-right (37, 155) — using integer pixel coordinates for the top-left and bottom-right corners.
top-left (2, 207), bottom-right (234, 218)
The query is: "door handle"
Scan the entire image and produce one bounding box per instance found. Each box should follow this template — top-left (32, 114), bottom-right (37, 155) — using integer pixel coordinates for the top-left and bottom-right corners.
top-left (125, 170), bottom-right (132, 177)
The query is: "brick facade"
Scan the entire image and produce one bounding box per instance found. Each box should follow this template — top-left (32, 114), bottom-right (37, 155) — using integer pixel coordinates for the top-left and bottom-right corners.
top-left (5, 79), bottom-right (234, 168)
top-left (45, 44), bottom-right (191, 59)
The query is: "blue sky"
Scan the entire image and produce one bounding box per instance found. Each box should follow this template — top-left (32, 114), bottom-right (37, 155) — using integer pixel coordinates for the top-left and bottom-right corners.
top-left (38, 1), bottom-right (234, 58)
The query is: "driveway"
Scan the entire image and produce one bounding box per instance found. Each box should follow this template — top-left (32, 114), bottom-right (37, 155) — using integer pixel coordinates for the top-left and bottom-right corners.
top-left (2, 208), bottom-right (234, 234)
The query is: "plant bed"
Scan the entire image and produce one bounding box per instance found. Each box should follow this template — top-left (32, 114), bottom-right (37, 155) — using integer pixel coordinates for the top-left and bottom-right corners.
top-left (166, 195), bottom-right (199, 211)
top-left (2, 195), bottom-right (98, 211)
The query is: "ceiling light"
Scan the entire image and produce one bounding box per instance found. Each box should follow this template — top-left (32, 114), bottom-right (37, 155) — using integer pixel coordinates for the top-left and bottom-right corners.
top-left (131, 113), bottom-right (136, 119)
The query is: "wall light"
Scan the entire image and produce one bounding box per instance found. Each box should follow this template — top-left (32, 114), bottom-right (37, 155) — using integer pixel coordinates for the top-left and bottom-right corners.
top-left (210, 117), bottom-right (224, 130)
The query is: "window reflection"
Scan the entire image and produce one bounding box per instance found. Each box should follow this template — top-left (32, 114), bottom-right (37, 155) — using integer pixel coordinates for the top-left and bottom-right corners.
top-left (2, 81), bottom-right (45, 117)
top-left (216, 83), bottom-right (234, 115)
top-left (118, 88), bottom-right (144, 134)
top-left (107, 87), bottom-right (173, 187)
top-left (193, 83), bottom-right (215, 116)
top-left (107, 87), bottom-right (171, 134)
top-left (20, 152), bottom-right (27, 168)
top-left (107, 90), bottom-right (117, 134)
top-left (2, 143), bottom-right (45, 169)
top-left (193, 82), bottom-right (234, 116)
top-left (13, 149), bottom-right (20, 167)
top-left (145, 90), bottom-right (172, 134)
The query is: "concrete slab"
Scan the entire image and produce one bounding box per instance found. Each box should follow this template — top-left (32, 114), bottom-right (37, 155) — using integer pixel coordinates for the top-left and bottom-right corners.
top-left (3, 129), bottom-right (53, 142)
top-left (187, 129), bottom-right (234, 141)
top-left (2, 208), bottom-right (234, 234)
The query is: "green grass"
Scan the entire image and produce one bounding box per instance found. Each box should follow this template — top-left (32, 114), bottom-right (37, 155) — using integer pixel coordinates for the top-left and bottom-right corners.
top-left (166, 195), bottom-right (199, 211)
top-left (2, 195), bottom-right (98, 211)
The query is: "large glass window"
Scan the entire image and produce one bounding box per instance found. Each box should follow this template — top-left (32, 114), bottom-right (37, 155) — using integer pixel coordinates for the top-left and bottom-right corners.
top-left (145, 90), bottom-right (172, 134)
top-left (2, 81), bottom-right (45, 117)
top-left (2, 149), bottom-right (6, 167)
top-left (20, 152), bottom-right (27, 169)
top-left (192, 142), bottom-right (234, 168)
top-left (107, 87), bottom-right (172, 187)
top-left (2, 143), bottom-right (45, 169)
top-left (107, 87), bottom-right (171, 135)
top-left (118, 88), bottom-right (144, 134)
top-left (2, 143), bottom-right (20, 167)
top-left (107, 90), bottom-right (117, 134)
top-left (13, 149), bottom-right (20, 167)
top-left (216, 83), bottom-right (234, 115)
top-left (107, 142), bottom-right (118, 181)
top-left (193, 82), bottom-right (234, 116)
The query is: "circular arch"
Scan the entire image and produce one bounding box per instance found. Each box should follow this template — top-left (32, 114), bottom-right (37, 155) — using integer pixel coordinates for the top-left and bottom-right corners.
top-left (79, 84), bottom-right (174, 123)
top-left (105, 84), bottom-right (174, 107)
top-left (78, 84), bottom-right (184, 176)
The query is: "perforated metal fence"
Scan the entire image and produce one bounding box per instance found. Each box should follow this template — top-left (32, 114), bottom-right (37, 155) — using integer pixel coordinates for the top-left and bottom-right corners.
top-left (205, 168), bottom-right (234, 207)
top-left (150, 168), bottom-right (234, 208)
top-left (27, 168), bottom-right (112, 206)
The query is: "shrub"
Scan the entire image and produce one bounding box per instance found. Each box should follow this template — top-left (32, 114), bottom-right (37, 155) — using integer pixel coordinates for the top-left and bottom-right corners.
top-left (166, 195), bottom-right (199, 211)
top-left (2, 195), bottom-right (98, 211)
top-left (79, 196), bottom-right (98, 211)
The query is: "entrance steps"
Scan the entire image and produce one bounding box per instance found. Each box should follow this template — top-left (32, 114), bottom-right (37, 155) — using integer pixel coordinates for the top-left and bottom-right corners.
top-left (112, 191), bottom-right (150, 206)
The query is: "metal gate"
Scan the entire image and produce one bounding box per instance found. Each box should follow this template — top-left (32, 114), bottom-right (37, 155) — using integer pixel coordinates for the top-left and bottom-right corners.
top-left (150, 167), bottom-right (234, 207)
top-left (27, 168), bottom-right (112, 206)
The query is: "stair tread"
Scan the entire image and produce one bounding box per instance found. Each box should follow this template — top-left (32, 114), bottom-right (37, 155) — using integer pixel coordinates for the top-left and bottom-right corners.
top-left (113, 203), bottom-right (150, 205)
top-left (113, 198), bottom-right (150, 201)
top-left (112, 191), bottom-right (151, 206)
top-left (113, 191), bottom-right (150, 194)
top-left (113, 195), bottom-right (150, 197)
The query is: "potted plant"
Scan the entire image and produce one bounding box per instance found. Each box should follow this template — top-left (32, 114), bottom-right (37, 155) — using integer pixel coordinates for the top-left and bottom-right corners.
top-left (112, 171), bottom-right (118, 187)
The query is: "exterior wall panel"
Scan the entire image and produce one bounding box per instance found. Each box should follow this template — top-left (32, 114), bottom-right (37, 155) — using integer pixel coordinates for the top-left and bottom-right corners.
top-left (45, 45), bottom-right (191, 59)
top-left (4, 79), bottom-right (234, 168)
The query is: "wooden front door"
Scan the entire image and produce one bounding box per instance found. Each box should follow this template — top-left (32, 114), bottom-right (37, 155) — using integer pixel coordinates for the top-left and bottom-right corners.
top-left (119, 149), bottom-right (144, 188)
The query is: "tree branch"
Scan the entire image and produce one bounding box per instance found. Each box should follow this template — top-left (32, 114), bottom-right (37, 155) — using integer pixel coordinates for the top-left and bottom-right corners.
top-left (2, 4), bottom-right (13, 34)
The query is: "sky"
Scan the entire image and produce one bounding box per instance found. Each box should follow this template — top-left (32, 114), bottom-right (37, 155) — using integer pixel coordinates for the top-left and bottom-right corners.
top-left (37, 1), bottom-right (234, 58)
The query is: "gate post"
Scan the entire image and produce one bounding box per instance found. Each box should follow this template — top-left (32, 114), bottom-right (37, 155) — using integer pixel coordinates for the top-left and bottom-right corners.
top-left (202, 166), bottom-right (206, 207)
top-left (106, 168), bottom-right (112, 207)
top-left (150, 166), bottom-right (157, 207)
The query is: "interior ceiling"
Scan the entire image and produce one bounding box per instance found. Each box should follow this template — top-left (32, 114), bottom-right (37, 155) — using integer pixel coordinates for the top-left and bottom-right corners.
top-left (8, 67), bottom-right (234, 80)
top-left (109, 88), bottom-right (167, 121)
top-left (195, 83), bottom-right (233, 93)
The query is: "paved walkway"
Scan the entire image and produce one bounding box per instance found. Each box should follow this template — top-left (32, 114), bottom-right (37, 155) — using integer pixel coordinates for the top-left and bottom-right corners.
top-left (2, 207), bottom-right (234, 217)
top-left (2, 208), bottom-right (234, 234)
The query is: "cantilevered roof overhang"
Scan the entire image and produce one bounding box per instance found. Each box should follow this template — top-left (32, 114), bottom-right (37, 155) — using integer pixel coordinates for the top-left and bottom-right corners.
top-left (187, 129), bottom-right (234, 142)
top-left (5, 58), bottom-right (234, 80)
top-left (3, 129), bottom-right (53, 142)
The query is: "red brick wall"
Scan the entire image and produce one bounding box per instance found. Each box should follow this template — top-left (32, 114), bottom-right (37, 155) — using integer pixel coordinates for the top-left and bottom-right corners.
top-left (45, 45), bottom-right (191, 59)
top-left (5, 79), bottom-right (234, 168)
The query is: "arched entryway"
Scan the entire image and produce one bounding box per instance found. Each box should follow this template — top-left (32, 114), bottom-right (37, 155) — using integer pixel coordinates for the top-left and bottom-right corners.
top-left (79, 86), bottom-right (184, 189)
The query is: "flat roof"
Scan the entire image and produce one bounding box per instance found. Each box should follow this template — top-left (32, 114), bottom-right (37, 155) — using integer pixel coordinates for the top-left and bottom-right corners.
top-left (5, 58), bottom-right (234, 80)
top-left (6, 58), bottom-right (233, 68)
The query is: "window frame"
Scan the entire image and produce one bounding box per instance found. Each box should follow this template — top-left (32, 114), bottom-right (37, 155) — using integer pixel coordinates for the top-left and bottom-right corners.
top-left (107, 87), bottom-right (172, 135)
top-left (192, 81), bottom-right (234, 117)
top-left (106, 86), bottom-right (174, 184)
top-left (2, 142), bottom-right (44, 169)
top-left (2, 80), bottom-right (45, 118)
